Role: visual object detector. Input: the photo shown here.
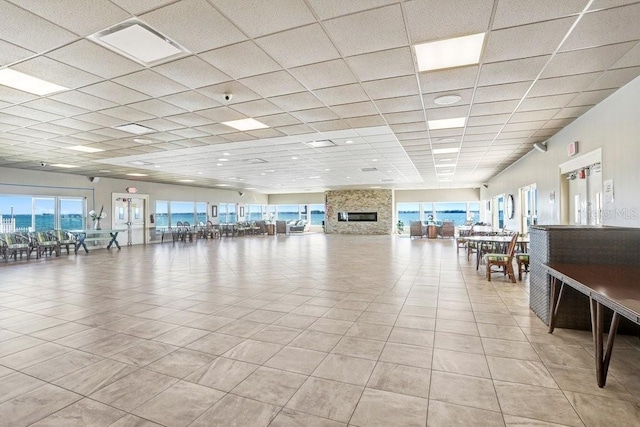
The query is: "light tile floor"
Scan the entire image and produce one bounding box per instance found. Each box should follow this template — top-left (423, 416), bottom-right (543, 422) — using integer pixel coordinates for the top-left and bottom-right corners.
top-left (1, 234), bottom-right (639, 426)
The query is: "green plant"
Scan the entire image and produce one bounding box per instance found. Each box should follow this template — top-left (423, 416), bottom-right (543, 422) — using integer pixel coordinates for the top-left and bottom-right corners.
top-left (396, 220), bottom-right (404, 234)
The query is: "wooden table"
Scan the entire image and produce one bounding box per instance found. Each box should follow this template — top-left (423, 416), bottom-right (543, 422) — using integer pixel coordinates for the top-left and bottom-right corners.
top-left (466, 235), bottom-right (529, 270)
top-left (543, 263), bottom-right (640, 387)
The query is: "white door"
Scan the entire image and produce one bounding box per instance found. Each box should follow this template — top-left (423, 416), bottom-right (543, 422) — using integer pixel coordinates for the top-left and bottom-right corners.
top-left (112, 195), bottom-right (147, 245)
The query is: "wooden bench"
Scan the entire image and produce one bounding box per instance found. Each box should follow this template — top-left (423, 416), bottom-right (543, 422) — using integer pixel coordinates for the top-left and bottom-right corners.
top-left (543, 263), bottom-right (640, 388)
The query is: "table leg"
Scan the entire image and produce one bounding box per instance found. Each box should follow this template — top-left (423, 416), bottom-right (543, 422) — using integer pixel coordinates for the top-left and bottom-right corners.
top-left (548, 276), bottom-right (564, 333)
top-left (107, 232), bottom-right (121, 250)
top-left (589, 298), bottom-right (620, 388)
top-left (75, 235), bottom-right (88, 254)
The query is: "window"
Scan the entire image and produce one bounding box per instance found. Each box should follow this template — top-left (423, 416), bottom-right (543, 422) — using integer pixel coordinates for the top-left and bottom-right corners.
top-left (277, 205), bottom-right (298, 222)
top-left (170, 201), bottom-right (194, 226)
top-left (155, 200), bottom-right (208, 227)
top-left (34, 197), bottom-right (55, 231)
top-left (468, 202), bottom-right (481, 224)
top-left (0, 195), bottom-right (32, 231)
top-left (155, 201), bottom-right (169, 227)
top-left (435, 202), bottom-right (466, 225)
top-left (422, 202), bottom-right (433, 221)
top-left (196, 202), bottom-right (207, 225)
top-left (520, 184), bottom-right (537, 233)
top-left (309, 204), bottom-right (325, 225)
top-left (60, 198), bottom-right (85, 230)
top-left (397, 203), bottom-right (420, 225)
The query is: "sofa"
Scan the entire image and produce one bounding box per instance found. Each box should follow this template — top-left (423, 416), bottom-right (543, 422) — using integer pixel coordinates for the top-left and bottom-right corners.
top-left (288, 220), bottom-right (309, 233)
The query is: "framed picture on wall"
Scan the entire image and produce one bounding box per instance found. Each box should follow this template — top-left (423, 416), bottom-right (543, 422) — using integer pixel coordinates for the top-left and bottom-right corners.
top-left (211, 205), bottom-right (217, 217)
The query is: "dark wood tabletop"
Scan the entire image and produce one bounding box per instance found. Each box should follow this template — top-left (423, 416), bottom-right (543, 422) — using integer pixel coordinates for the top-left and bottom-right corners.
top-left (544, 263), bottom-right (640, 323)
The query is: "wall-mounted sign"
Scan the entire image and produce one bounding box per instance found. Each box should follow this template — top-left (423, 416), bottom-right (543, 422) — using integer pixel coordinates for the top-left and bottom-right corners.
top-left (567, 141), bottom-right (578, 157)
top-left (126, 187), bottom-right (137, 194)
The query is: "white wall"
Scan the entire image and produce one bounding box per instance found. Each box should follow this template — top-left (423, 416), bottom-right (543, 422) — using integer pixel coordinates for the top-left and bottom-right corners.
top-left (395, 188), bottom-right (480, 203)
top-left (483, 74), bottom-right (640, 229)
top-left (268, 193), bottom-right (325, 204)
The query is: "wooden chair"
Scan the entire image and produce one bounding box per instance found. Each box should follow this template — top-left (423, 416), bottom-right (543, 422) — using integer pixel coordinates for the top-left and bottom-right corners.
top-left (516, 253), bottom-right (530, 280)
top-left (483, 232), bottom-right (518, 283)
top-left (409, 221), bottom-right (423, 239)
top-left (33, 231), bottom-right (60, 258)
top-left (276, 220), bottom-right (287, 234)
top-left (439, 221), bottom-right (455, 238)
top-left (456, 225), bottom-right (472, 254)
top-left (50, 229), bottom-right (76, 254)
top-left (0, 232), bottom-right (33, 262)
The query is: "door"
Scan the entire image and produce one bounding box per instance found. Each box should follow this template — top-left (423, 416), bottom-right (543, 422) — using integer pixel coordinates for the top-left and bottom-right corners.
top-left (113, 194), bottom-right (147, 245)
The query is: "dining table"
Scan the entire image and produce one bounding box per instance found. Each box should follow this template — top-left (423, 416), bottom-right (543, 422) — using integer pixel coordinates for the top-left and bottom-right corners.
top-left (466, 234), bottom-right (530, 270)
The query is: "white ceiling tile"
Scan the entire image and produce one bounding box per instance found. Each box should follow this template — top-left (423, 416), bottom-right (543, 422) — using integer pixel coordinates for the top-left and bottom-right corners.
top-left (345, 115), bottom-right (387, 128)
top-left (22, 99), bottom-right (89, 117)
top-left (153, 56), bottom-right (230, 89)
top-left (563, 3), bottom-right (640, 51)
top-left (566, 88), bottom-right (617, 107)
top-left (587, 66), bottom-right (640, 90)
top-left (419, 66), bottom-right (479, 93)
top-left (470, 100), bottom-right (520, 116)
top-left (306, 0), bottom-right (396, 20)
top-left (474, 81), bottom-right (533, 103)
top-left (502, 121), bottom-right (547, 132)
top-left (542, 42), bottom-right (635, 78)
top-left (141, 0), bottom-right (246, 53)
top-left (114, 70), bottom-right (189, 97)
top-left (405, 0), bottom-right (494, 43)
top-left (75, 112), bottom-right (126, 127)
top-left (255, 113), bottom-right (301, 127)
top-left (195, 107), bottom-right (245, 122)
top-left (383, 110), bottom-right (425, 124)
top-left (346, 47), bottom-right (415, 81)
top-left (127, 99), bottom-right (187, 117)
top-left (12, 56), bottom-right (101, 89)
top-left (290, 107), bottom-right (339, 122)
top-left (47, 40), bottom-right (142, 79)
top-left (100, 106), bottom-right (156, 122)
top-left (375, 96), bottom-right (423, 114)
top-left (79, 81), bottom-right (149, 104)
top-left (484, 17), bottom-right (575, 63)
top-left (9, 0), bottom-right (129, 36)
top-left (28, 122), bottom-right (78, 136)
top-left (553, 106), bottom-right (593, 119)
top-left (314, 84), bottom-right (369, 105)
top-left (197, 81), bottom-right (261, 105)
top-left (323, 5), bottom-right (408, 56)
top-left (479, 56), bottom-right (550, 86)
top-left (50, 118), bottom-right (101, 132)
top-left (519, 93), bottom-right (577, 111)
top-left (423, 88), bottom-right (474, 109)
top-left (256, 24), bottom-right (340, 68)
top-left (612, 42), bottom-right (640, 68)
top-left (1, 105), bottom-right (63, 122)
top-left (427, 105), bottom-right (471, 120)
top-left (510, 109), bottom-right (560, 122)
top-left (529, 73), bottom-right (601, 97)
top-left (160, 91), bottom-right (220, 111)
top-left (331, 101), bottom-right (380, 118)
top-left (239, 71), bottom-right (306, 98)
top-left (362, 76), bottom-right (419, 100)
top-left (467, 114), bottom-right (510, 127)
top-left (310, 119), bottom-right (350, 132)
top-left (200, 41), bottom-right (282, 79)
top-left (0, 39), bottom-right (35, 66)
top-left (493, 0), bottom-right (586, 29)
top-left (268, 92), bottom-right (324, 111)
top-left (231, 99), bottom-right (283, 117)
top-left (169, 128), bottom-right (210, 139)
top-left (109, 0), bottom-right (176, 15)
top-left (289, 59), bottom-right (357, 90)
top-left (0, 1), bottom-right (76, 53)
top-left (136, 118), bottom-right (184, 132)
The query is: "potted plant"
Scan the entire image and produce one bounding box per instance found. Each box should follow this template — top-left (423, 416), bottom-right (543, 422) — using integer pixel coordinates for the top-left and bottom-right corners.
top-left (397, 219), bottom-right (404, 234)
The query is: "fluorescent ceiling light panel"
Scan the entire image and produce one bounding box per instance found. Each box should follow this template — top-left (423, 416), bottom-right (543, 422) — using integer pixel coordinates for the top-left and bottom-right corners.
top-left (178, 179), bottom-right (195, 182)
top-left (51, 163), bottom-right (78, 168)
top-left (414, 33), bottom-right (485, 72)
top-left (66, 145), bottom-right (104, 153)
top-left (221, 118), bottom-right (269, 131)
top-left (433, 147), bottom-right (460, 154)
top-left (0, 69), bottom-right (68, 95)
top-left (306, 140), bottom-right (336, 148)
top-left (91, 21), bottom-right (188, 65)
top-left (428, 117), bottom-right (466, 130)
top-left (115, 123), bottom-right (155, 134)
top-left (435, 163), bottom-right (456, 168)
top-left (127, 173), bottom-right (148, 176)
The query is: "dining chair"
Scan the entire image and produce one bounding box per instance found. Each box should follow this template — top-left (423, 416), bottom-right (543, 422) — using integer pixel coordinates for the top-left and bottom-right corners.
top-left (456, 225), bottom-right (472, 254)
top-left (483, 232), bottom-right (518, 283)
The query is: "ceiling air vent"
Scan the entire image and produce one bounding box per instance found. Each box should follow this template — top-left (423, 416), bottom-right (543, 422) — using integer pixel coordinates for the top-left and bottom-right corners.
top-left (246, 158), bottom-right (267, 164)
top-left (306, 140), bottom-right (336, 148)
top-left (361, 167), bottom-right (378, 172)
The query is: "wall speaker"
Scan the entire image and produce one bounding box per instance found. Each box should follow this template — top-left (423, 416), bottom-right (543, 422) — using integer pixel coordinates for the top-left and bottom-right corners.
top-left (89, 177), bottom-right (100, 183)
top-left (533, 142), bottom-right (547, 153)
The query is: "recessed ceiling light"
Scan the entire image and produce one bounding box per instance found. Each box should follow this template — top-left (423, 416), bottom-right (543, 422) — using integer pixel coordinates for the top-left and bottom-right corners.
top-left (291, 156), bottom-right (298, 160)
top-left (245, 187), bottom-right (256, 190)
top-left (217, 184), bottom-right (230, 187)
top-left (428, 117), bottom-right (466, 130)
top-left (115, 123), bottom-right (155, 134)
top-left (261, 173), bottom-right (266, 176)
top-left (414, 33), bottom-right (485, 72)
top-left (435, 163), bottom-right (456, 168)
top-left (178, 179), bottom-right (195, 182)
top-left (345, 140), bottom-right (353, 144)
top-left (372, 159), bottom-right (378, 162)
top-left (221, 118), bottom-right (269, 131)
top-left (128, 160), bottom-right (153, 166)
top-left (0, 69), bottom-right (68, 95)
top-left (154, 165), bottom-right (161, 168)
top-left (433, 147), bottom-right (460, 154)
top-left (218, 158), bottom-right (229, 162)
top-left (133, 138), bottom-right (152, 143)
top-left (216, 163), bottom-right (223, 166)
top-left (197, 172), bottom-right (203, 174)
top-left (126, 173), bottom-right (148, 177)
top-left (324, 168), bottom-right (331, 171)
top-left (434, 95), bottom-right (462, 106)
top-left (439, 158), bottom-right (453, 162)
top-left (66, 145), bottom-right (104, 153)
top-left (265, 169), bottom-right (275, 173)
top-left (438, 172), bottom-right (454, 176)
top-left (309, 176), bottom-right (320, 179)
top-left (223, 152), bottom-right (230, 156)
top-left (90, 19), bottom-right (188, 66)
top-left (50, 163), bottom-right (78, 168)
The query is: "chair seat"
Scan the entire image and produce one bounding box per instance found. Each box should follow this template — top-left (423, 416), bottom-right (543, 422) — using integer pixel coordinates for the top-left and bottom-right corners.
top-left (516, 254), bottom-right (529, 261)
top-left (484, 253), bottom-right (510, 262)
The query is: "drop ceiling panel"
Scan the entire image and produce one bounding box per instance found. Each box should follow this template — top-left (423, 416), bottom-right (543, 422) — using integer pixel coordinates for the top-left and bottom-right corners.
top-left (240, 71), bottom-right (306, 98)
top-left (12, 56), bottom-right (101, 88)
top-left (306, 0), bottom-right (397, 20)
top-left (419, 66), bottom-right (479, 93)
top-left (478, 56), bottom-right (550, 86)
top-left (542, 42), bottom-right (636, 78)
top-left (47, 40), bottom-right (142, 79)
top-left (518, 93), bottom-right (577, 111)
top-left (474, 81), bottom-right (533, 103)
top-left (346, 47), bottom-right (415, 81)
top-left (153, 56), bottom-right (230, 89)
top-left (141, 0), bottom-right (246, 53)
top-left (563, 3), bottom-right (640, 51)
top-left (22, 99), bottom-right (89, 117)
top-left (587, 66), bottom-right (640, 90)
top-left (114, 70), bottom-right (189, 97)
top-left (323, 5), bottom-right (408, 56)
top-left (314, 84), bottom-right (369, 106)
top-left (127, 99), bottom-right (187, 117)
top-left (528, 73), bottom-right (601, 97)
top-left (160, 91), bottom-right (220, 111)
top-left (567, 89), bottom-right (617, 107)
top-left (405, 0), bottom-right (494, 43)
top-left (0, 1), bottom-right (76, 53)
top-left (492, 0), bottom-right (586, 29)
top-left (470, 100), bottom-right (520, 116)
top-left (200, 41), bottom-right (282, 80)
top-left (80, 82), bottom-right (149, 104)
top-left (256, 24), bottom-right (340, 69)
top-left (362, 75), bottom-right (419, 100)
top-left (0, 39), bottom-right (35, 66)
top-left (289, 59), bottom-right (358, 90)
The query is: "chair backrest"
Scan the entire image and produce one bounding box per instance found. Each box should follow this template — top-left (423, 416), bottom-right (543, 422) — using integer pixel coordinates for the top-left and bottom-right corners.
top-left (506, 233), bottom-right (519, 258)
